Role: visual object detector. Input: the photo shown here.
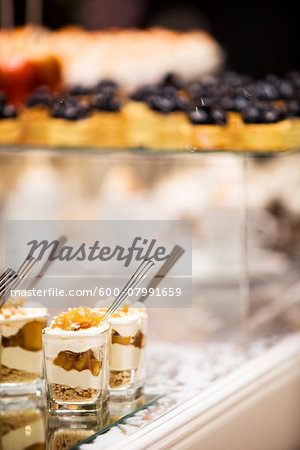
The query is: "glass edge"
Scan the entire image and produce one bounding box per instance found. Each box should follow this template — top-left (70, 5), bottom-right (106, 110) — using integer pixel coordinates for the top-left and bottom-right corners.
top-left (69, 393), bottom-right (164, 450)
top-left (0, 145), bottom-right (299, 158)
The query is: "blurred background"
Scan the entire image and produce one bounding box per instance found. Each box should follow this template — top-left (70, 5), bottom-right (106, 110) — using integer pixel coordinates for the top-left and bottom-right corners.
top-left (8, 0), bottom-right (300, 76)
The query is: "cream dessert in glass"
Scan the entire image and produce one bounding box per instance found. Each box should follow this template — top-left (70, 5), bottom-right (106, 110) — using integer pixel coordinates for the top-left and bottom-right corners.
top-left (96, 304), bottom-right (147, 400)
top-left (42, 307), bottom-right (110, 414)
top-left (0, 305), bottom-right (48, 395)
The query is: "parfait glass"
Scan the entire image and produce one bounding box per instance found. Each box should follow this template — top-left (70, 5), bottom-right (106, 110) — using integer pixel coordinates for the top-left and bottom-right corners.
top-left (42, 323), bottom-right (110, 415)
top-left (108, 307), bottom-right (147, 401)
top-left (0, 308), bottom-right (48, 396)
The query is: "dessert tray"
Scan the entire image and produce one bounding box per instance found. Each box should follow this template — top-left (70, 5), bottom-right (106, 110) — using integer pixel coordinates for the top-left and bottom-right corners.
top-left (2, 331), bottom-right (297, 450)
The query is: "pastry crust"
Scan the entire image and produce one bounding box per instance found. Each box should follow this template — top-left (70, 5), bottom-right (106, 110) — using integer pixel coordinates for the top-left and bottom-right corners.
top-left (21, 106), bottom-right (49, 145)
top-left (240, 119), bottom-right (291, 151)
top-left (0, 119), bottom-right (22, 144)
top-left (184, 122), bottom-right (230, 150)
top-left (46, 115), bottom-right (98, 147)
top-left (290, 118), bottom-right (300, 149)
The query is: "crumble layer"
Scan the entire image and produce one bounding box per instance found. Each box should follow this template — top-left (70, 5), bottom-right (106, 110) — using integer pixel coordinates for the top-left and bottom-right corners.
top-left (109, 369), bottom-right (132, 388)
top-left (50, 383), bottom-right (99, 402)
top-left (1, 364), bottom-right (39, 383)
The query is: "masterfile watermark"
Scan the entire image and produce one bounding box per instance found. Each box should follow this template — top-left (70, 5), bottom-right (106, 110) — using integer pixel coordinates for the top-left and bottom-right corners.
top-left (27, 237), bottom-right (169, 267)
top-left (4, 219), bottom-right (192, 307)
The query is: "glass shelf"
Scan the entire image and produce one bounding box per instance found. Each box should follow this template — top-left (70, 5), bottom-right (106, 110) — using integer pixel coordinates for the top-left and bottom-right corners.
top-left (0, 391), bottom-right (162, 450)
top-left (1, 143), bottom-right (299, 449)
top-left (0, 144), bottom-right (299, 158)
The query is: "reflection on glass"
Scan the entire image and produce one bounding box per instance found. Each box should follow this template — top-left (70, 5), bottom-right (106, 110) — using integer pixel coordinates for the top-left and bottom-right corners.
top-left (0, 403), bottom-right (45, 450)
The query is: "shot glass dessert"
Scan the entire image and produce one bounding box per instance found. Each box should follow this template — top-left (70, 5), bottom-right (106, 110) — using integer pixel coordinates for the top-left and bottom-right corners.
top-left (42, 308), bottom-right (110, 414)
top-left (0, 306), bottom-right (48, 395)
top-left (97, 305), bottom-right (147, 400)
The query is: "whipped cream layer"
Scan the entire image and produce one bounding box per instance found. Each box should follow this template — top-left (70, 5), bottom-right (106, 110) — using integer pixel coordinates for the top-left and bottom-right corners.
top-left (106, 306), bottom-right (147, 337)
top-left (110, 344), bottom-right (145, 371)
top-left (1, 347), bottom-right (43, 373)
top-left (0, 308), bottom-right (48, 337)
top-left (0, 307), bottom-right (48, 322)
top-left (43, 325), bottom-right (110, 390)
top-left (0, 308), bottom-right (47, 378)
top-left (108, 307), bottom-right (147, 371)
top-left (1, 417), bottom-right (44, 450)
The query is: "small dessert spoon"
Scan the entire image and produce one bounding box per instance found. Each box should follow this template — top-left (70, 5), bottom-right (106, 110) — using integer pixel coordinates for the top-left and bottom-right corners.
top-left (0, 269), bottom-right (18, 306)
top-left (102, 258), bottom-right (154, 324)
top-left (137, 245), bottom-right (185, 303)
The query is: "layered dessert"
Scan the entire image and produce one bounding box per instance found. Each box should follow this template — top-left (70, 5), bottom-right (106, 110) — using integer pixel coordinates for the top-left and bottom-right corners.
top-left (97, 305), bottom-right (147, 397)
top-left (42, 307), bottom-right (110, 412)
top-left (0, 408), bottom-right (45, 450)
top-left (0, 306), bottom-right (47, 387)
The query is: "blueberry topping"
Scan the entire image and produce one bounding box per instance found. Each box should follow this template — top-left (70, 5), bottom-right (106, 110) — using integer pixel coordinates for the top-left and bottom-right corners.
top-left (51, 98), bottom-right (89, 120)
top-left (262, 106), bottom-right (285, 123)
top-left (194, 96), bottom-right (216, 108)
top-left (242, 104), bottom-right (285, 124)
top-left (0, 104), bottom-right (17, 119)
top-left (287, 71), bottom-right (300, 88)
top-left (147, 94), bottom-right (177, 113)
top-left (254, 81), bottom-right (280, 101)
top-left (223, 72), bottom-right (252, 88)
top-left (188, 105), bottom-right (227, 125)
top-left (211, 107), bottom-right (227, 125)
top-left (277, 79), bottom-right (295, 99)
top-left (219, 96), bottom-right (236, 111)
top-left (26, 90), bottom-right (53, 107)
top-left (161, 85), bottom-right (178, 96)
top-left (131, 85), bottom-right (159, 102)
top-left (161, 73), bottom-right (181, 89)
top-left (188, 107), bottom-right (210, 124)
top-left (174, 93), bottom-right (190, 111)
top-left (51, 99), bottom-right (67, 118)
top-left (97, 79), bottom-right (118, 89)
top-left (68, 85), bottom-right (93, 96)
top-left (220, 95), bottom-right (249, 112)
top-left (265, 74), bottom-right (281, 85)
top-left (92, 93), bottom-right (120, 112)
top-left (286, 99), bottom-right (300, 117)
top-left (242, 106), bottom-right (263, 124)
top-left (187, 82), bottom-right (207, 98)
top-left (64, 105), bottom-right (78, 121)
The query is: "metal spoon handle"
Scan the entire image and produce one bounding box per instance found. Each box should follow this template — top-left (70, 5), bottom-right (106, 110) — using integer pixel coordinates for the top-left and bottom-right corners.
top-left (8, 256), bottom-right (38, 294)
top-left (27, 235), bottom-right (67, 290)
top-left (0, 269), bottom-right (18, 308)
top-left (102, 259), bottom-right (154, 323)
top-left (138, 245), bottom-right (185, 303)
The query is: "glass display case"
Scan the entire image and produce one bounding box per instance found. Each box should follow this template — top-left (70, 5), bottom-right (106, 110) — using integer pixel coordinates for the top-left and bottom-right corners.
top-left (0, 146), bottom-right (300, 450)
